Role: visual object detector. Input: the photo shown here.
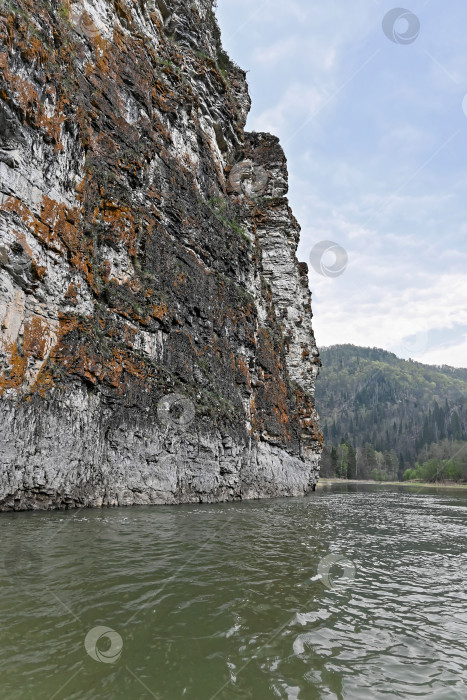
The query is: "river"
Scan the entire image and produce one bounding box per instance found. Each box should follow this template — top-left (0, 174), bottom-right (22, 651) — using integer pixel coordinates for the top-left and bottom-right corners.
top-left (1, 483), bottom-right (466, 699)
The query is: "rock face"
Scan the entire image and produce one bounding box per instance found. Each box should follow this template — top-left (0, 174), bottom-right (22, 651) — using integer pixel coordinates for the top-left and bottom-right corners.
top-left (0, 0), bottom-right (322, 510)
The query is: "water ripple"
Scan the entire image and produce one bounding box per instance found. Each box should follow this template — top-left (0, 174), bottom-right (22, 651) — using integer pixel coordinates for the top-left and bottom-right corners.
top-left (1, 485), bottom-right (467, 698)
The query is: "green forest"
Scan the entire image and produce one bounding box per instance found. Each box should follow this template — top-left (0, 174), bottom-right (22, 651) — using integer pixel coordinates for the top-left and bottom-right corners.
top-left (316, 345), bottom-right (467, 482)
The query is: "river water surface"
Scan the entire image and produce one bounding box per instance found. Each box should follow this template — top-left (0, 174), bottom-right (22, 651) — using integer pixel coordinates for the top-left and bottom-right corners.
top-left (1, 483), bottom-right (467, 699)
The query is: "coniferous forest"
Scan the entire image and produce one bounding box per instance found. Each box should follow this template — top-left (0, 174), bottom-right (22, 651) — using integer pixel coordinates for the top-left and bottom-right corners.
top-left (316, 345), bottom-right (467, 482)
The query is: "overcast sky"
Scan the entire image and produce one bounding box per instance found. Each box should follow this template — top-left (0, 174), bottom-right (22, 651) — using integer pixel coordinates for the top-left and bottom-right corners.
top-left (215, 0), bottom-right (467, 368)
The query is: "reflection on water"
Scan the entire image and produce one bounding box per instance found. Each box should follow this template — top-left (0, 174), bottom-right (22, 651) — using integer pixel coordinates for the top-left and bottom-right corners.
top-left (1, 484), bottom-right (467, 699)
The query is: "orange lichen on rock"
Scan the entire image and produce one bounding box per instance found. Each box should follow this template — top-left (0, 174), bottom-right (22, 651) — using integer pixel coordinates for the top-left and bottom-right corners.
top-left (1, 196), bottom-right (95, 287)
top-left (0, 52), bottom-right (65, 149)
top-left (23, 316), bottom-right (50, 360)
top-left (40, 197), bottom-right (95, 289)
top-left (294, 386), bottom-right (324, 445)
top-left (235, 356), bottom-right (251, 388)
top-left (268, 377), bottom-right (292, 442)
top-left (101, 201), bottom-right (137, 257)
top-left (30, 365), bottom-right (55, 398)
top-left (0, 342), bottom-right (28, 396)
top-left (152, 302), bottom-right (168, 320)
top-left (64, 283), bottom-right (79, 305)
top-left (0, 0), bottom-right (322, 508)
top-left (0, 315), bottom-right (56, 395)
top-left (49, 313), bottom-right (151, 391)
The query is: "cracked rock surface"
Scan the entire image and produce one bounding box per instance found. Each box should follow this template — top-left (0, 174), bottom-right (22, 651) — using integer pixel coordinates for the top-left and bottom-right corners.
top-left (0, 0), bottom-right (322, 510)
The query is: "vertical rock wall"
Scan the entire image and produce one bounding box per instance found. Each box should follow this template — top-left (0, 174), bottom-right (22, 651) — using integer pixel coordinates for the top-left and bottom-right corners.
top-left (0, 0), bottom-right (322, 510)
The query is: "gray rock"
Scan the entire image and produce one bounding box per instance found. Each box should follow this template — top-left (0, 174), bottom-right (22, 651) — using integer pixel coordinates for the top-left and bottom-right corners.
top-left (0, 0), bottom-right (322, 510)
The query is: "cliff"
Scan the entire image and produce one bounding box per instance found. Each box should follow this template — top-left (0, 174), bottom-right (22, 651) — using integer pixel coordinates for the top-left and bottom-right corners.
top-left (0, 0), bottom-right (322, 510)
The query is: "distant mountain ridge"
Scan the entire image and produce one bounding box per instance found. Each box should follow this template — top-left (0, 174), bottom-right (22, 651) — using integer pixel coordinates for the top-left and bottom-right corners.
top-left (316, 345), bottom-right (467, 481)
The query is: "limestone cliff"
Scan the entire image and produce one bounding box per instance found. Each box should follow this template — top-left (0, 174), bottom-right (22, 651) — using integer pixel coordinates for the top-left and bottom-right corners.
top-left (0, 0), bottom-right (322, 510)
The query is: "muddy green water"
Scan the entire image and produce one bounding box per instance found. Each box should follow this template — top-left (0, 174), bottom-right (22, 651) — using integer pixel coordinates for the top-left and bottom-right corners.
top-left (1, 484), bottom-right (467, 699)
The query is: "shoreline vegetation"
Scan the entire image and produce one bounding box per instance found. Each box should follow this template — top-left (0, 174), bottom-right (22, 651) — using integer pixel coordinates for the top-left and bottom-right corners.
top-left (317, 478), bottom-right (467, 489)
top-left (316, 346), bottom-right (467, 484)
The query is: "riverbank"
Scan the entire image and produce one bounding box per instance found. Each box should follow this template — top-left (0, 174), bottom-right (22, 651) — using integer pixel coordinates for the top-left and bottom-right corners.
top-left (317, 478), bottom-right (467, 489)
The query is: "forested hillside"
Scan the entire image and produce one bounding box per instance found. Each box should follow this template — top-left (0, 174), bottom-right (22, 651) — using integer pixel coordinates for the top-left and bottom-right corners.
top-left (316, 345), bottom-right (467, 481)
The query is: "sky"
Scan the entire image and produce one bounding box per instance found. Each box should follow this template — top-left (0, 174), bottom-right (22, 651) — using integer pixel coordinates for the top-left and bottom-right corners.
top-left (215, 0), bottom-right (467, 368)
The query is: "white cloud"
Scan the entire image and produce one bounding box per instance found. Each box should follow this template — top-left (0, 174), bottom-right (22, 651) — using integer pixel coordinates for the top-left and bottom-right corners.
top-left (249, 84), bottom-right (325, 137)
top-left (253, 37), bottom-right (300, 66)
top-left (216, 0), bottom-right (467, 368)
top-left (419, 335), bottom-right (467, 368)
top-left (310, 272), bottom-right (467, 367)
